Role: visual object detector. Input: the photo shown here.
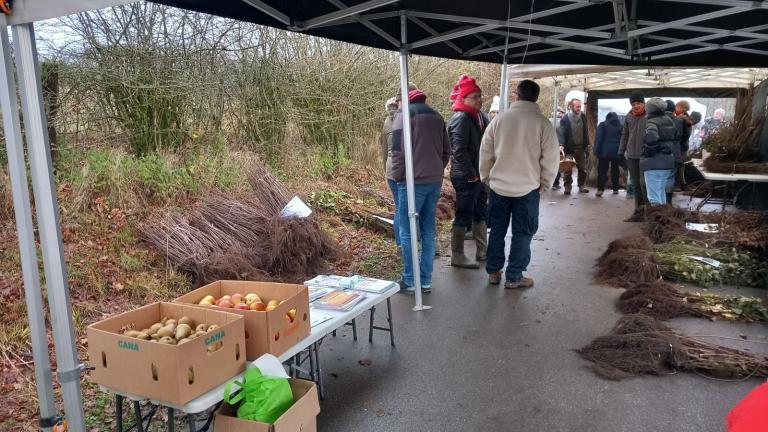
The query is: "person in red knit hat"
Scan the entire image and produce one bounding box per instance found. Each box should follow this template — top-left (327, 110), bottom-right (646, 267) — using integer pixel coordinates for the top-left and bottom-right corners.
top-left (448, 75), bottom-right (490, 268)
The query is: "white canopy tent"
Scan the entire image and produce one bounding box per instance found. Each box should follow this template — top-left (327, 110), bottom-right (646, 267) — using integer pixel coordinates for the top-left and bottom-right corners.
top-left (4, 0), bottom-right (768, 430)
top-left (505, 64), bottom-right (768, 90)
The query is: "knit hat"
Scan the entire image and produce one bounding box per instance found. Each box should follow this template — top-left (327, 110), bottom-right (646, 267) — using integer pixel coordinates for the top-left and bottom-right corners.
top-left (489, 95), bottom-right (500, 113)
top-left (449, 75), bottom-right (469, 102)
top-left (665, 100), bottom-right (676, 112)
top-left (456, 75), bottom-right (481, 101)
top-left (408, 89), bottom-right (427, 103)
top-left (646, 97), bottom-right (667, 114)
top-left (629, 92), bottom-right (645, 104)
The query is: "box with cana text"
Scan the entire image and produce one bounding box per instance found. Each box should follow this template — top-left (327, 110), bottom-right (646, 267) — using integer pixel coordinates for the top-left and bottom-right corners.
top-left (87, 302), bottom-right (246, 405)
top-left (214, 379), bottom-right (320, 432)
top-left (174, 281), bottom-right (310, 360)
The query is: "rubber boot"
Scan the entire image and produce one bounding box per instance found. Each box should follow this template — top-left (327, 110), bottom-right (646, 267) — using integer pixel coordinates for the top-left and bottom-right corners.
top-left (451, 227), bottom-right (479, 269)
top-left (473, 221), bottom-right (488, 262)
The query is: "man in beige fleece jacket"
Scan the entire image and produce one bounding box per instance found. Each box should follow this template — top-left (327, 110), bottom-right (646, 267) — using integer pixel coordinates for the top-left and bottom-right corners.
top-left (479, 80), bottom-right (559, 289)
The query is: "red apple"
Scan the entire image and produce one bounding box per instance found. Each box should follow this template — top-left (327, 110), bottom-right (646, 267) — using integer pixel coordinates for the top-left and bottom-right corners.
top-left (231, 293), bottom-right (244, 304)
top-left (234, 303), bottom-right (250, 311)
top-left (217, 299), bottom-right (234, 309)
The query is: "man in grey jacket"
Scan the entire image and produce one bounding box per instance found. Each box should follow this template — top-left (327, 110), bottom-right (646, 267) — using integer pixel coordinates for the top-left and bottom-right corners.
top-left (557, 98), bottom-right (590, 195)
top-left (618, 92), bottom-right (648, 222)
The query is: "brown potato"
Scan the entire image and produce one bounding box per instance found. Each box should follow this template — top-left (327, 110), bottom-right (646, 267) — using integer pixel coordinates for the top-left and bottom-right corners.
top-left (156, 326), bottom-right (175, 338)
top-left (178, 317), bottom-right (195, 327)
top-left (175, 324), bottom-right (192, 340)
top-left (158, 336), bottom-right (176, 345)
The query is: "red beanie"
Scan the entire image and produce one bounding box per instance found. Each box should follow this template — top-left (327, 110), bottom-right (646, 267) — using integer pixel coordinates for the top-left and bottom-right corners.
top-left (408, 89), bottom-right (427, 103)
top-left (449, 74), bottom-right (469, 102)
top-left (456, 75), bottom-right (481, 100)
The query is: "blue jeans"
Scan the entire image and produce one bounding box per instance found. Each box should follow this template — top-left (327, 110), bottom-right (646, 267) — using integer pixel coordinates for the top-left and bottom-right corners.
top-left (486, 188), bottom-right (540, 282)
top-left (644, 169), bottom-right (673, 205)
top-left (387, 179), bottom-right (400, 246)
top-left (397, 182), bottom-right (441, 287)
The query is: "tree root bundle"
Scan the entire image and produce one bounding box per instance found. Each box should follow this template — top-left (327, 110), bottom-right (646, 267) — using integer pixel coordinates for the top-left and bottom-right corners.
top-left (617, 282), bottom-right (768, 322)
top-left (702, 86), bottom-right (766, 175)
top-left (597, 234), bottom-right (654, 267)
top-left (595, 248), bottom-right (662, 288)
top-left (577, 314), bottom-right (768, 381)
top-left (643, 205), bottom-right (768, 251)
top-left (142, 161), bottom-right (341, 283)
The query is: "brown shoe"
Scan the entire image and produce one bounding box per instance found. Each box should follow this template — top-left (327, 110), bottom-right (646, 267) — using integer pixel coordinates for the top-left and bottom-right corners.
top-left (579, 187), bottom-right (589, 194)
top-left (595, 190), bottom-right (604, 197)
top-left (564, 187), bottom-right (572, 195)
top-left (504, 277), bottom-right (534, 289)
top-left (488, 271), bottom-right (502, 285)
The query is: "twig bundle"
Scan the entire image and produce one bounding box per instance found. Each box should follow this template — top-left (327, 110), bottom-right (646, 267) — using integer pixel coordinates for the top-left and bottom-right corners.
top-left (141, 160), bottom-right (341, 283)
top-left (577, 314), bottom-right (768, 381)
top-left (597, 234), bottom-right (654, 267)
top-left (617, 282), bottom-right (768, 322)
top-left (702, 87), bottom-right (767, 174)
top-left (643, 205), bottom-right (768, 251)
top-left (595, 248), bottom-right (662, 288)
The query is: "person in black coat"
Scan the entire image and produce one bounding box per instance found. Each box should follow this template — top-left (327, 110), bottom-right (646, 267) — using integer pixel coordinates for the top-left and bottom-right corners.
top-left (448, 75), bottom-right (490, 268)
top-left (593, 112), bottom-right (623, 196)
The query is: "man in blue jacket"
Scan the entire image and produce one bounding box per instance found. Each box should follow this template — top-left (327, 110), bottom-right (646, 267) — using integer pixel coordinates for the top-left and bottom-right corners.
top-left (593, 112), bottom-right (623, 196)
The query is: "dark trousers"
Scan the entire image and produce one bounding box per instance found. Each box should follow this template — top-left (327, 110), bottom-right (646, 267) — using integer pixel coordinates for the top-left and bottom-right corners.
top-left (627, 157), bottom-right (648, 210)
top-left (451, 177), bottom-right (488, 228)
top-left (563, 148), bottom-right (588, 188)
top-left (486, 188), bottom-right (540, 282)
top-left (553, 172), bottom-right (562, 187)
top-left (597, 157), bottom-right (620, 191)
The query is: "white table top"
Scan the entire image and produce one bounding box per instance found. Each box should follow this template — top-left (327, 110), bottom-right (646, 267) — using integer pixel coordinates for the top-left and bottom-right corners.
top-left (99, 285), bottom-right (400, 413)
top-left (690, 158), bottom-right (768, 183)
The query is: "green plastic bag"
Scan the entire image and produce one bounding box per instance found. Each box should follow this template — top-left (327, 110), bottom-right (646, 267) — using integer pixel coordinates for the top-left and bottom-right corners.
top-left (223, 367), bottom-right (294, 424)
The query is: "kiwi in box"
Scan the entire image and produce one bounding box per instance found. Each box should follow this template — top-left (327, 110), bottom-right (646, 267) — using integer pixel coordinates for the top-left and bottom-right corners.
top-left (87, 302), bottom-right (246, 405)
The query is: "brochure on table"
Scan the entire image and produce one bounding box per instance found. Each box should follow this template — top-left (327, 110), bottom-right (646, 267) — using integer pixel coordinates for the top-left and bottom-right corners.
top-left (304, 275), bottom-right (397, 294)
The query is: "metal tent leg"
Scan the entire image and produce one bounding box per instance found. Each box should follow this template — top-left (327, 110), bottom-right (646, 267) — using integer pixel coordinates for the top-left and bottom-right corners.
top-left (12, 22), bottom-right (86, 431)
top-left (0, 15), bottom-right (57, 432)
top-left (399, 14), bottom-right (430, 311)
top-left (499, 60), bottom-right (509, 112)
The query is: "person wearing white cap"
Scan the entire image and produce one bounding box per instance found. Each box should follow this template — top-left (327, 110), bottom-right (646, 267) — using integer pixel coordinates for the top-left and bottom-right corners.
top-left (488, 95), bottom-right (500, 119)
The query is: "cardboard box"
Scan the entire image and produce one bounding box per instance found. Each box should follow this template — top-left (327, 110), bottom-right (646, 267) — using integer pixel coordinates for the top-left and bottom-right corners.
top-left (174, 281), bottom-right (311, 360)
top-left (214, 379), bottom-right (320, 432)
top-left (87, 302), bottom-right (246, 405)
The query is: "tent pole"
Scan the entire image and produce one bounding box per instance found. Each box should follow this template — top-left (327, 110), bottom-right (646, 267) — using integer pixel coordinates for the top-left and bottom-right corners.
top-left (399, 14), bottom-right (430, 311)
top-left (12, 22), bottom-right (86, 431)
top-left (499, 59), bottom-right (509, 111)
top-left (552, 81), bottom-right (560, 128)
top-left (0, 16), bottom-right (56, 432)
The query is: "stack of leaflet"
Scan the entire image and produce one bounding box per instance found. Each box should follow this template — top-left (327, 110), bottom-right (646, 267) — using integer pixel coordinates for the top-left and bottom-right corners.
top-left (312, 290), bottom-right (366, 311)
top-left (308, 286), bottom-right (335, 303)
top-left (305, 275), bottom-right (397, 294)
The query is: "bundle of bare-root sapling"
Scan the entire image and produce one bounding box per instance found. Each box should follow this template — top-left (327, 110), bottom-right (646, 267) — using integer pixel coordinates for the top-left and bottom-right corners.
top-left (577, 314), bottom-right (768, 380)
top-left (702, 87), bottom-right (768, 175)
top-left (617, 282), bottom-right (768, 322)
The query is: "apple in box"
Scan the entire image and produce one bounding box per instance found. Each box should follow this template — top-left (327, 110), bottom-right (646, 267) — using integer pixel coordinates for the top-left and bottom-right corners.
top-left (174, 281), bottom-right (310, 360)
